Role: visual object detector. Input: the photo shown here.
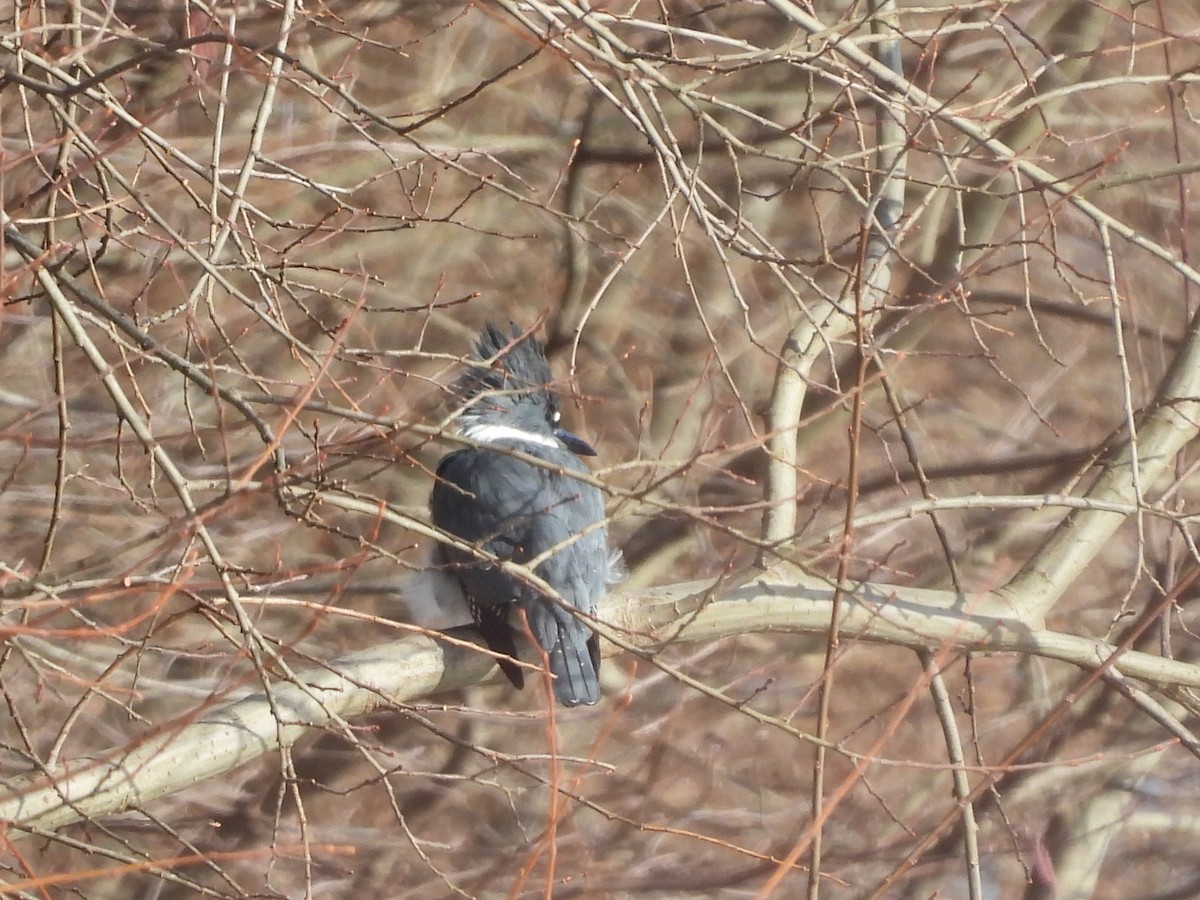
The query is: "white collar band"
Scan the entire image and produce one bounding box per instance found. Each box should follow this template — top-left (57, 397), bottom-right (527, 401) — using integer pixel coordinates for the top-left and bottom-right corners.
top-left (461, 420), bottom-right (559, 449)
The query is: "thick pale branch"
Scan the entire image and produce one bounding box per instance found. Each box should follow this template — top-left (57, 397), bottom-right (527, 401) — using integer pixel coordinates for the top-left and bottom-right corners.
top-left (0, 635), bottom-right (492, 833)
top-left (4, 566), bottom-right (1199, 834)
top-left (997, 296), bottom-right (1200, 618)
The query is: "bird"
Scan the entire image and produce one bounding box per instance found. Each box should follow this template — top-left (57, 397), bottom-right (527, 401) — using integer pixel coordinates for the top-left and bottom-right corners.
top-left (411, 323), bottom-right (611, 707)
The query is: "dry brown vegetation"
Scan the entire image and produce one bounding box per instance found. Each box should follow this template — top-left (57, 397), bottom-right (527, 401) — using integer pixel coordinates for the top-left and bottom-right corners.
top-left (4, 1), bottom-right (1200, 897)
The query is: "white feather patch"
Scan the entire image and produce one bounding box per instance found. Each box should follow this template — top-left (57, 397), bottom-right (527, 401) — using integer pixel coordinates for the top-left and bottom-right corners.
top-left (401, 564), bottom-right (474, 630)
top-left (461, 420), bottom-right (559, 449)
top-left (605, 548), bottom-right (627, 586)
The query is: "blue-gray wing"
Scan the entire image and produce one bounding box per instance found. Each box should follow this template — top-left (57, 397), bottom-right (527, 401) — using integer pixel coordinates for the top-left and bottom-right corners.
top-left (430, 445), bottom-right (606, 706)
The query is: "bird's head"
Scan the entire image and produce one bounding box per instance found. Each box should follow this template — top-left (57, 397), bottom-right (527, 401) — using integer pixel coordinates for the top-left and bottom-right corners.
top-left (456, 323), bottom-right (596, 457)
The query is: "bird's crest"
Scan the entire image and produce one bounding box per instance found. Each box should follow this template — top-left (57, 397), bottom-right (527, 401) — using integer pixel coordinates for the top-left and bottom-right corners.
top-left (457, 322), bottom-right (554, 411)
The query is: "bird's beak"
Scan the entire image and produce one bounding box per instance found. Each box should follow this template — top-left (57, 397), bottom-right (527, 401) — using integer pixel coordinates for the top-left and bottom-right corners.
top-left (555, 428), bottom-right (597, 457)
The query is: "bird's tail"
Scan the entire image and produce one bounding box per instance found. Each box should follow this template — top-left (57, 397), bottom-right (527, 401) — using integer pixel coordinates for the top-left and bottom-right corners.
top-left (521, 601), bottom-right (600, 707)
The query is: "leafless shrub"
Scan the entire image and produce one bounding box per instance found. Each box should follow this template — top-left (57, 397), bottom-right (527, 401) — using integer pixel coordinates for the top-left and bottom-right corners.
top-left (3, 1), bottom-right (1200, 897)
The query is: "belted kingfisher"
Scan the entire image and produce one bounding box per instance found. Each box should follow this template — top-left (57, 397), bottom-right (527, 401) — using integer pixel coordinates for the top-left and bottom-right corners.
top-left (411, 323), bottom-right (610, 707)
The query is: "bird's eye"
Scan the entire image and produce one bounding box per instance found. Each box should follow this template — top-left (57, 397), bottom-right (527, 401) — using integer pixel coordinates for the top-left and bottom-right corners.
top-left (552, 410), bottom-right (561, 425)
